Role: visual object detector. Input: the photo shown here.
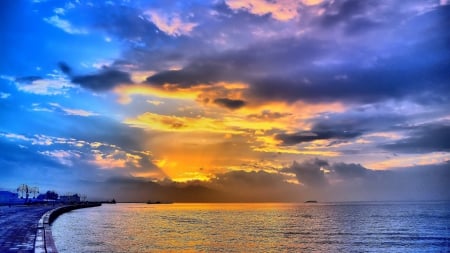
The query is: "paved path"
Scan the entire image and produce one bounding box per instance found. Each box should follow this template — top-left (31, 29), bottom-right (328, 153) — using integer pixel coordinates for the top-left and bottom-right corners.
top-left (0, 206), bottom-right (55, 253)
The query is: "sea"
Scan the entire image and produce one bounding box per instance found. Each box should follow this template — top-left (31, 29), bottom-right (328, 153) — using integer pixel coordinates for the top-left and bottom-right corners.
top-left (51, 202), bottom-right (450, 252)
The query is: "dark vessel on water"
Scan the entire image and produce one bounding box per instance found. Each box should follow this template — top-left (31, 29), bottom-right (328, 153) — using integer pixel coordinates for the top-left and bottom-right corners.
top-left (146, 200), bottom-right (173, 204)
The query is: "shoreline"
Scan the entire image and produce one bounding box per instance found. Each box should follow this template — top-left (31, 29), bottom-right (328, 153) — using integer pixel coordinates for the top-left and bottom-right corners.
top-left (34, 203), bottom-right (101, 253)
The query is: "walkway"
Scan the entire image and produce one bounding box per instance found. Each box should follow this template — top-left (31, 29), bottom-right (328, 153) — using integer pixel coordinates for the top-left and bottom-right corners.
top-left (0, 206), bottom-right (54, 252)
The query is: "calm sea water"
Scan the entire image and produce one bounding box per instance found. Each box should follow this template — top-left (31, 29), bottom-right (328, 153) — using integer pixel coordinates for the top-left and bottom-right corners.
top-left (52, 202), bottom-right (450, 252)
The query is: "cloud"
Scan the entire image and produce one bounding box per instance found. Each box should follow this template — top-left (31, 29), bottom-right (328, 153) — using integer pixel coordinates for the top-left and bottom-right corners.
top-left (225, 0), bottom-right (301, 21)
top-left (54, 8), bottom-right (65, 15)
top-left (125, 112), bottom-right (238, 134)
top-left (13, 75), bottom-right (75, 95)
top-left (209, 170), bottom-right (301, 202)
top-left (319, 0), bottom-right (372, 26)
top-left (39, 150), bottom-right (80, 166)
top-left (77, 169), bottom-right (302, 202)
top-left (134, 3), bottom-right (449, 108)
top-left (146, 100), bottom-right (164, 106)
top-left (82, 159), bottom-right (450, 202)
top-left (145, 60), bottom-right (236, 88)
top-left (42, 103), bottom-right (98, 117)
top-left (276, 129), bottom-right (361, 146)
top-left (144, 10), bottom-right (197, 36)
top-left (59, 62), bottom-right (133, 91)
top-left (302, 0), bottom-right (324, 6)
top-left (0, 92), bottom-right (10, 99)
top-left (3, 0), bottom-right (450, 202)
top-left (0, 138), bottom-right (65, 185)
top-left (280, 159), bottom-right (450, 201)
top-left (0, 130), bottom-right (165, 184)
top-left (383, 123), bottom-right (450, 153)
top-left (331, 162), bottom-right (369, 179)
top-left (58, 62), bottom-right (72, 75)
top-left (282, 159), bottom-right (329, 187)
top-left (91, 4), bottom-right (164, 45)
top-left (213, 98), bottom-right (246, 110)
top-left (72, 69), bottom-right (132, 91)
top-left (247, 110), bottom-right (291, 120)
top-left (44, 15), bottom-right (88, 34)
top-left (275, 105), bottom-right (406, 145)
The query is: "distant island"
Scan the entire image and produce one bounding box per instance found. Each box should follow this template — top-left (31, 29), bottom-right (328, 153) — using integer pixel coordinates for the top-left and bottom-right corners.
top-left (305, 200), bottom-right (318, 203)
top-left (146, 200), bottom-right (173, 204)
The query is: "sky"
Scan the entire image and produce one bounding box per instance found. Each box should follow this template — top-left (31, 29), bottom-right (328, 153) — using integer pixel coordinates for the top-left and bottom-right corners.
top-left (1, 0), bottom-right (449, 202)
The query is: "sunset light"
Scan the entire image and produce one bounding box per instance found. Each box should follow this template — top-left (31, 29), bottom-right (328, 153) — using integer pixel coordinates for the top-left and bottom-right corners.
top-left (1, 0), bottom-right (449, 203)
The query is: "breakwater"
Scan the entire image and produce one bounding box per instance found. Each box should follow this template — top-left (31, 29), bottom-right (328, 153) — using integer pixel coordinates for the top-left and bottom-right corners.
top-left (34, 203), bottom-right (101, 253)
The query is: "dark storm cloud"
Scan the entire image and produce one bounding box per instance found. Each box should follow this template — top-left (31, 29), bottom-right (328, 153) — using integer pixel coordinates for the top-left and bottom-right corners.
top-left (138, 4), bottom-right (450, 106)
top-left (383, 123), bottom-right (450, 153)
top-left (144, 36), bottom-right (328, 89)
top-left (209, 170), bottom-right (300, 202)
top-left (330, 162), bottom-right (450, 201)
top-left (81, 176), bottom-right (221, 202)
top-left (42, 1), bottom-right (449, 107)
top-left (37, 158), bottom-right (450, 202)
top-left (276, 106), bottom-right (405, 145)
top-left (331, 162), bottom-right (369, 179)
top-left (84, 170), bottom-right (302, 202)
top-left (71, 69), bottom-right (132, 91)
top-left (117, 1), bottom-right (278, 72)
top-left (282, 159), bottom-right (329, 188)
top-left (213, 98), bottom-right (246, 110)
top-left (279, 159), bottom-right (450, 201)
top-left (276, 129), bottom-right (360, 145)
top-left (59, 1), bottom-right (449, 106)
top-left (145, 61), bottom-right (231, 87)
top-left (249, 53), bottom-right (449, 104)
top-left (58, 62), bottom-right (72, 75)
top-left (58, 62), bottom-right (132, 91)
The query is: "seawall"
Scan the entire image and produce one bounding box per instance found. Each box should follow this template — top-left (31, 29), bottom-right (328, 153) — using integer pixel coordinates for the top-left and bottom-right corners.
top-left (34, 203), bottom-right (101, 253)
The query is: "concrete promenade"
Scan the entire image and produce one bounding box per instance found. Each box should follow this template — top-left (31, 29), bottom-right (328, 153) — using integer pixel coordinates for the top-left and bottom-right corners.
top-left (0, 205), bottom-right (54, 253)
top-left (0, 203), bottom-right (101, 253)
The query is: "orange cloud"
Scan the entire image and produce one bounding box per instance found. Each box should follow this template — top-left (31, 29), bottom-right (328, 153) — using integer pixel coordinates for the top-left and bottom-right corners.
top-left (90, 149), bottom-right (142, 169)
top-left (145, 132), bottom-right (257, 181)
top-left (226, 0), bottom-right (300, 21)
top-left (144, 10), bottom-right (197, 36)
top-left (125, 112), bottom-right (243, 134)
top-left (225, 0), bottom-right (323, 21)
top-left (117, 80), bottom-right (348, 181)
top-left (252, 135), bottom-right (340, 156)
top-left (302, 0), bottom-right (324, 6)
top-left (91, 153), bottom-right (127, 169)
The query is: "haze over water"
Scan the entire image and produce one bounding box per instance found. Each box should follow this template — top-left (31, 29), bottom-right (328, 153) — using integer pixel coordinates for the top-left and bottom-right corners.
top-left (52, 202), bottom-right (450, 252)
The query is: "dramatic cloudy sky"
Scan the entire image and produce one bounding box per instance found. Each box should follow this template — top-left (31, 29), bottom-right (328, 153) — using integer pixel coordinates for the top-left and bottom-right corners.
top-left (1, 0), bottom-right (449, 202)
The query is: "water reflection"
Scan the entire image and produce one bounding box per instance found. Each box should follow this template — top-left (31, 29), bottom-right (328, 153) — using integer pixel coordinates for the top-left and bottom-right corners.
top-left (52, 202), bottom-right (450, 252)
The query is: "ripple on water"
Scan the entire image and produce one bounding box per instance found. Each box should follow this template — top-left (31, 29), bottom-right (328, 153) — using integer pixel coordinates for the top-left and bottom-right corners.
top-left (52, 202), bottom-right (450, 253)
